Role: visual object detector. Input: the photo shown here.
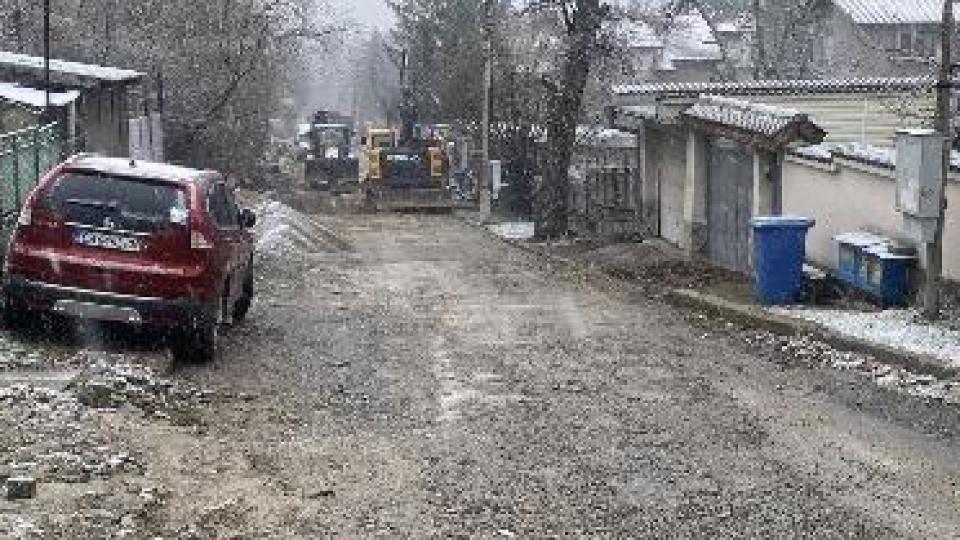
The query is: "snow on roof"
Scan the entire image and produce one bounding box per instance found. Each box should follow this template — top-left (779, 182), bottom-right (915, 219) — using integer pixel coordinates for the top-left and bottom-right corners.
top-left (657, 13), bottom-right (723, 71)
top-left (0, 51), bottom-right (143, 83)
top-left (683, 95), bottom-right (821, 139)
top-left (65, 155), bottom-right (211, 182)
top-left (832, 0), bottom-right (948, 25)
top-left (791, 141), bottom-right (960, 171)
top-left (0, 82), bottom-right (79, 108)
top-left (613, 76), bottom-right (937, 97)
top-left (616, 20), bottom-right (664, 49)
top-left (575, 126), bottom-right (638, 147)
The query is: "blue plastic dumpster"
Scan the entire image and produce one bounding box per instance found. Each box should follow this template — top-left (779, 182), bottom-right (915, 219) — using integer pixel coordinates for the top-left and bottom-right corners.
top-left (751, 216), bottom-right (816, 305)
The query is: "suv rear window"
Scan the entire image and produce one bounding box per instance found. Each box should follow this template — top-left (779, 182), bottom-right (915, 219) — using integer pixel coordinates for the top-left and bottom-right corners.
top-left (46, 173), bottom-right (188, 233)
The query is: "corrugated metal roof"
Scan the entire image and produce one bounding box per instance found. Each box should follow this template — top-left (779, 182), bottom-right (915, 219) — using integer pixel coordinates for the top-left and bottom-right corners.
top-left (0, 51), bottom-right (143, 83)
top-left (613, 76), bottom-right (936, 97)
top-left (0, 82), bottom-right (79, 108)
top-left (832, 0), bottom-right (946, 24)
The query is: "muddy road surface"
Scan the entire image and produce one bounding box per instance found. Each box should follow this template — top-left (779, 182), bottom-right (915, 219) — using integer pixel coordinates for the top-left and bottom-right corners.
top-left (2, 210), bottom-right (959, 538)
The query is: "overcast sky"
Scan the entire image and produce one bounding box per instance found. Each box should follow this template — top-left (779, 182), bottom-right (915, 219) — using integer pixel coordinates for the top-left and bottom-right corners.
top-left (346, 0), bottom-right (395, 30)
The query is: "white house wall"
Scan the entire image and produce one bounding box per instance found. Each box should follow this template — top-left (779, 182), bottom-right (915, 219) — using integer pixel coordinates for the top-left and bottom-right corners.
top-left (782, 155), bottom-right (960, 282)
top-left (751, 93), bottom-right (934, 146)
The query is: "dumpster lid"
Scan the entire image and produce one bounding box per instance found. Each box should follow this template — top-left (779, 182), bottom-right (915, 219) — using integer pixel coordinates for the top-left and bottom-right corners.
top-left (751, 215), bottom-right (815, 228)
top-left (834, 231), bottom-right (888, 248)
top-left (862, 243), bottom-right (918, 260)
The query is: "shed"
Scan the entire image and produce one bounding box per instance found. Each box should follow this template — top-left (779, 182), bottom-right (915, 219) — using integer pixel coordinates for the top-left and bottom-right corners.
top-left (612, 92), bottom-right (826, 274)
top-left (0, 51), bottom-right (146, 158)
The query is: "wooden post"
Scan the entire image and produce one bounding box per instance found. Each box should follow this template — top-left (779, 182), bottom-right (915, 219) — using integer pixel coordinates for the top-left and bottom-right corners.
top-left (924, 0), bottom-right (953, 319)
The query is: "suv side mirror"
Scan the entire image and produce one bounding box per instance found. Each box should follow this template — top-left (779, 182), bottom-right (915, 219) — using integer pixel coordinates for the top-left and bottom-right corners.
top-left (239, 208), bottom-right (257, 228)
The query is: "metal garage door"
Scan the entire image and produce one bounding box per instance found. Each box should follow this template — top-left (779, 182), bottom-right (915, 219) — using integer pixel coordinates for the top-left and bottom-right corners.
top-left (707, 138), bottom-right (753, 274)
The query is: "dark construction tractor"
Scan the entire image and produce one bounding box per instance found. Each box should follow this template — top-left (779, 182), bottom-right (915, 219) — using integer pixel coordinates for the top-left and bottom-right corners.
top-left (298, 111), bottom-right (359, 193)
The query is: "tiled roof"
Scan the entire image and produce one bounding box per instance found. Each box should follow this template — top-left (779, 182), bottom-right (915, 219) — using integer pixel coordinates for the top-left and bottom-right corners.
top-left (682, 95), bottom-right (816, 137)
top-left (612, 76), bottom-right (936, 97)
top-left (832, 0), bottom-right (947, 25)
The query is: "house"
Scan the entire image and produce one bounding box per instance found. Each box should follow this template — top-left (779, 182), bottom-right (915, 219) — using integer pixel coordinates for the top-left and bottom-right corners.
top-left (763, 0), bottom-right (951, 78)
top-left (0, 51), bottom-right (148, 158)
top-left (614, 8), bottom-right (752, 85)
top-left (608, 76), bottom-right (960, 281)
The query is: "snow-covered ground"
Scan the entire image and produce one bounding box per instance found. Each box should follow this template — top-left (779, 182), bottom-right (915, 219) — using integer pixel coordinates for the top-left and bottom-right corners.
top-left (772, 307), bottom-right (960, 368)
top-left (488, 221), bottom-right (536, 241)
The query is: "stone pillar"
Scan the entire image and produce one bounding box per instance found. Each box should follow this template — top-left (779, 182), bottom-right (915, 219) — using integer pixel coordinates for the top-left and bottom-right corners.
top-left (683, 129), bottom-right (708, 256)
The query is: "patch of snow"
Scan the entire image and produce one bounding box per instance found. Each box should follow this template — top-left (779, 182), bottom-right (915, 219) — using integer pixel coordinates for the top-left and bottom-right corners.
top-left (0, 83), bottom-right (79, 108)
top-left (771, 307), bottom-right (960, 368)
top-left (488, 221), bottom-right (536, 241)
top-left (795, 141), bottom-right (960, 172)
top-left (253, 201), bottom-right (343, 263)
top-left (0, 51), bottom-right (142, 82)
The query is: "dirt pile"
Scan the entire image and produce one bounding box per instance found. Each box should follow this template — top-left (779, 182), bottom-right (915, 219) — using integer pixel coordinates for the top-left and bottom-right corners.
top-left (562, 240), bottom-right (743, 289)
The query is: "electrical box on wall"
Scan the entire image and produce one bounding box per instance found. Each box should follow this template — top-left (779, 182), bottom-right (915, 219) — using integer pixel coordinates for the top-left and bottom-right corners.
top-left (895, 129), bottom-right (944, 219)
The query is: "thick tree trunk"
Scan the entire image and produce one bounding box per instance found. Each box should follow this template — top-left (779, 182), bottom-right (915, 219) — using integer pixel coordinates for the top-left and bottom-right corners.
top-left (536, 1), bottom-right (606, 239)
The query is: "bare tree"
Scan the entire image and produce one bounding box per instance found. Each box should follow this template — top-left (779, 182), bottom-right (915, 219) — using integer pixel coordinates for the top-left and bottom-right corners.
top-left (529, 0), bottom-right (610, 238)
top-left (0, 0), bottom-right (342, 178)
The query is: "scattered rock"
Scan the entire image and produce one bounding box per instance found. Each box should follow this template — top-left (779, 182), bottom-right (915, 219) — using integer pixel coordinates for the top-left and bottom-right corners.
top-left (67, 361), bottom-right (203, 419)
top-left (6, 476), bottom-right (36, 500)
top-left (305, 486), bottom-right (336, 499)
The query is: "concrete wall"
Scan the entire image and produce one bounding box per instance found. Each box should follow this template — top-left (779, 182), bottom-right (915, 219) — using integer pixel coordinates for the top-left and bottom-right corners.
top-left (782, 155), bottom-right (960, 281)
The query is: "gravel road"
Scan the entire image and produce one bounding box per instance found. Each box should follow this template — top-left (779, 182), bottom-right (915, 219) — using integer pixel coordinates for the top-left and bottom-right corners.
top-left (4, 211), bottom-right (960, 538)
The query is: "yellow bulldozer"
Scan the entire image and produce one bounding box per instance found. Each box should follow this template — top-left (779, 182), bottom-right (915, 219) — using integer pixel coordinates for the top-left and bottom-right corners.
top-left (359, 124), bottom-right (453, 212)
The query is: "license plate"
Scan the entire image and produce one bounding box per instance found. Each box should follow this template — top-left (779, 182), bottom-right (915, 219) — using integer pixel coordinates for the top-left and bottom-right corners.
top-left (73, 230), bottom-right (142, 252)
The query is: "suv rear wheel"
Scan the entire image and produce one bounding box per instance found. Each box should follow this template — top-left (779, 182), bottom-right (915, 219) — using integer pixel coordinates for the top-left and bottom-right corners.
top-left (170, 322), bottom-right (219, 364)
top-left (233, 266), bottom-right (254, 322)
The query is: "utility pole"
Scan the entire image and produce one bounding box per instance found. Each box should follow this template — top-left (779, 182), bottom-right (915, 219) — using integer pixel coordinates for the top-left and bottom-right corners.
top-left (43, 0), bottom-right (51, 112)
top-left (480, 0), bottom-right (494, 216)
top-left (13, 3), bottom-right (23, 53)
top-left (926, 0), bottom-right (954, 319)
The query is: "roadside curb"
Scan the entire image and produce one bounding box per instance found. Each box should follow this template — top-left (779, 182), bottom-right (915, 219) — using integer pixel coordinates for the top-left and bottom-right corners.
top-left (455, 213), bottom-right (959, 380)
top-left (666, 288), bottom-right (959, 380)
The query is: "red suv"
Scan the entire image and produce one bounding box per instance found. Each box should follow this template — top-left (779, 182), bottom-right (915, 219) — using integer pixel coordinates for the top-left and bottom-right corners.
top-left (3, 155), bottom-right (256, 363)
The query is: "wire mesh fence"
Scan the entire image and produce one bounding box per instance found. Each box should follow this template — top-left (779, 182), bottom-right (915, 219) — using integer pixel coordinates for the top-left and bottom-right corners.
top-left (0, 123), bottom-right (62, 227)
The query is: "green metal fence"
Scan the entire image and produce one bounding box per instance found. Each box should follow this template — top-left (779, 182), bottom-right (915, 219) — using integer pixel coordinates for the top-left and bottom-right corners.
top-left (0, 123), bottom-right (62, 227)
